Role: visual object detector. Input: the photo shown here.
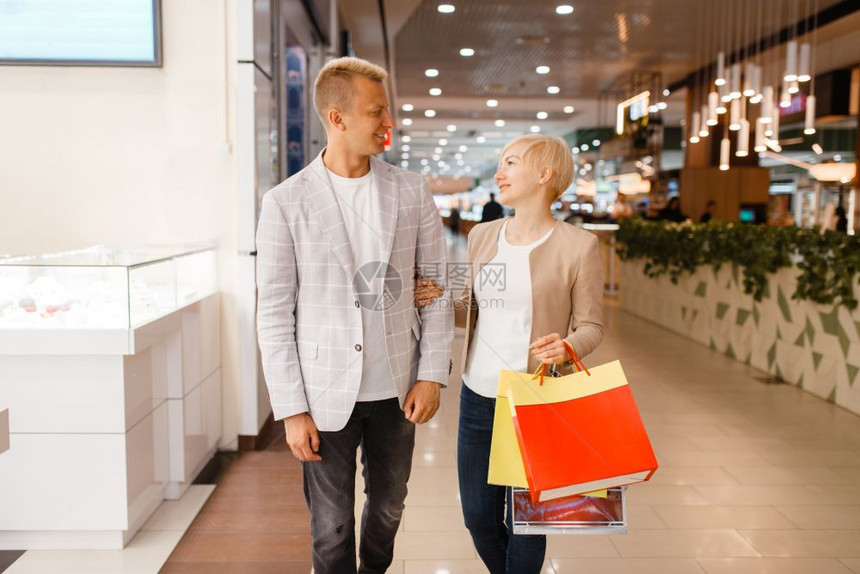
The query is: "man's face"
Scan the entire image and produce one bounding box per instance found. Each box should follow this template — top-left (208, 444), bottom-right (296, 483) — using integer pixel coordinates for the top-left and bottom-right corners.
top-left (341, 76), bottom-right (394, 156)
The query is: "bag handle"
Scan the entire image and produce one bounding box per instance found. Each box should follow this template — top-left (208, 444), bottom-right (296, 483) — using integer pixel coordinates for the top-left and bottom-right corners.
top-left (531, 340), bottom-right (590, 386)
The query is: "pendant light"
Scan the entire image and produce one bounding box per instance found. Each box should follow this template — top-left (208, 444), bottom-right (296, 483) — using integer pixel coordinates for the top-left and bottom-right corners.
top-left (699, 104), bottom-right (709, 137)
top-left (754, 118), bottom-right (767, 152)
top-left (804, 94), bottom-right (816, 134)
top-left (729, 99), bottom-right (741, 131)
top-left (707, 91), bottom-right (719, 125)
top-left (690, 111), bottom-right (701, 143)
top-left (736, 118), bottom-right (750, 157)
top-left (720, 136), bottom-right (730, 170)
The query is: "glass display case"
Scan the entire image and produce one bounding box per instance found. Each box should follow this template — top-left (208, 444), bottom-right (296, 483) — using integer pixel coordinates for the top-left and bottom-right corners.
top-left (0, 246), bottom-right (216, 329)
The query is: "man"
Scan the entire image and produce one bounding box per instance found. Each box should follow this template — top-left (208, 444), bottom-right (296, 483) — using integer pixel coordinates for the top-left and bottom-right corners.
top-left (256, 57), bottom-right (453, 573)
top-left (480, 192), bottom-right (504, 222)
top-left (699, 200), bottom-right (716, 223)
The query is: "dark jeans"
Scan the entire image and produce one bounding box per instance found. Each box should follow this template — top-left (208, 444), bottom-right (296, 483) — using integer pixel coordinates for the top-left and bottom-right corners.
top-left (457, 383), bottom-right (546, 574)
top-left (302, 398), bottom-right (415, 574)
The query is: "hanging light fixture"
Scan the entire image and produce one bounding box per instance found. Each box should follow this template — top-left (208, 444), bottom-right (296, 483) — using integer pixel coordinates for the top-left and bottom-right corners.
top-left (754, 118), bottom-right (767, 152)
top-left (784, 40), bottom-right (798, 82)
top-left (730, 63), bottom-right (742, 99)
top-left (760, 85), bottom-right (774, 123)
top-left (788, 80), bottom-right (800, 94)
top-left (779, 84), bottom-right (792, 108)
top-left (736, 118), bottom-right (750, 157)
top-left (729, 98), bottom-right (741, 131)
top-left (690, 111), bottom-right (701, 143)
top-left (798, 43), bottom-right (811, 82)
top-left (707, 91), bottom-right (719, 125)
top-left (804, 94), bottom-right (816, 134)
top-left (715, 52), bottom-right (726, 86)
top-left (720, 135), bottom-right (730, 170)
top-left (699, 104), bottom-right (709, 137)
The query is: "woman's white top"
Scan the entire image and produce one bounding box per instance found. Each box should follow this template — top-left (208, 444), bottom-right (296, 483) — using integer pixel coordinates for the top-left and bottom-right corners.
top-left (462, 220), bottom-right (555, 398)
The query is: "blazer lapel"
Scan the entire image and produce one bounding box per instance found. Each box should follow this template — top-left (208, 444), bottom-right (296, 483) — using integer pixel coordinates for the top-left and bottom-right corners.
top-left (305, 151), bottom-right (357, 279)
top-left (371, 156), bottom-right (399, 264)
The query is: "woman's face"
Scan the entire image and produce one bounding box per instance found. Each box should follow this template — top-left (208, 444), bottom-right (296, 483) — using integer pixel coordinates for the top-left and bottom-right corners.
top-left (494, 143), bottom-right (539, 206)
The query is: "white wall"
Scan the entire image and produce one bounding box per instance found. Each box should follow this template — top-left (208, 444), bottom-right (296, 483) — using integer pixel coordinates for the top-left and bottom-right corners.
top-left (0, 0), bottom-right (245, 449)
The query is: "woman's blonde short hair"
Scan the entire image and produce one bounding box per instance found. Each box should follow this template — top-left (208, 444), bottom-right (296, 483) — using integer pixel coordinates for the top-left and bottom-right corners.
top-left (502, 135), bottom-right (574, 199)
top-left (313, 57), bottom-right (388, 123)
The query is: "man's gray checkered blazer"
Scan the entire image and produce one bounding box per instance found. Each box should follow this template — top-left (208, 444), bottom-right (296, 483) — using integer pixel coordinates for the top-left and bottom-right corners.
top-left (256, 151), bottom-right (454, 432)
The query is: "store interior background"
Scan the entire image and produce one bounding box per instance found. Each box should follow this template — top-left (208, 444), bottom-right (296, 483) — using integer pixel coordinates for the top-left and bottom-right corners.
top-left (0, 0), bottom-right (858, 485)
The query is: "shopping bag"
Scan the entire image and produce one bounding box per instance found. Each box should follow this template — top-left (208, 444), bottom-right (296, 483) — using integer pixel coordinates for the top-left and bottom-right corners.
top-left (487, 343), bottom-right (607, 498)
top-left (508, 356), bottom-right (658, 503)
top-left (510, 486), bottom-right (627, 535)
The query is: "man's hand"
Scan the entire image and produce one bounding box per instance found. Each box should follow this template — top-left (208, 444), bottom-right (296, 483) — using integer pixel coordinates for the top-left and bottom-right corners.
top-left (413, 278), bottom-right (444, 308)
top-left (402, 380), bottom-right (441, 424)
top-left (283, 413), bottom-right (322, 462)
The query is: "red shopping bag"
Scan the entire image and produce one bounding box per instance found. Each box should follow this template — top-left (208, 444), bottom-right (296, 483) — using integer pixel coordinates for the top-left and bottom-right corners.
top-left (509, 343), bottom-right (658, 503)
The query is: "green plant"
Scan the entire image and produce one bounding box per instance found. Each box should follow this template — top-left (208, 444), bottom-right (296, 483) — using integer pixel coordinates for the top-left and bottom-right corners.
top-left (615, 219), bottom-right (860, 310)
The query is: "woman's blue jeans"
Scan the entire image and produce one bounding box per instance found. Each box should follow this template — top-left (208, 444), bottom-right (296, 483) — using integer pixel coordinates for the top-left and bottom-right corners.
top-left (457, 383), bottom-right (546, 573)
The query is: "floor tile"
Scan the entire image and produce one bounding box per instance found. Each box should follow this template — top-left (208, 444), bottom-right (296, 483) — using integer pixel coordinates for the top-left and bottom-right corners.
top-left (545, 535), bottom-right (620, 558)
top-left (392, 532), bottom-right (476, 560)
top-left (774, 505), bottom-right (860, 529)
top-left (737, 530), bottom-right (860, 557)
top-left (552, 557), bottom-right (706, 573)
top-left (696, 557), bottom-right (854, 574)
top-left (652, 506), bottom-right (797, 530)
top-left (610, 530), bottom-right (761, 558)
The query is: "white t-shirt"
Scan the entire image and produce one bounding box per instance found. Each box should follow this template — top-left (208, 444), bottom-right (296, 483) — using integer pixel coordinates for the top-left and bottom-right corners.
top-left (462, 220), bottom-right (556, 398)
top-left (327, 168), bottom-right (397, 402)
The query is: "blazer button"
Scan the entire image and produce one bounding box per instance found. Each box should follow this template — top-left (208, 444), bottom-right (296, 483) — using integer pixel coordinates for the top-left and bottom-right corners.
top-left (355, 300), bottom-right (360, 308)
top-left (355, 344), bottom-right (362, 352)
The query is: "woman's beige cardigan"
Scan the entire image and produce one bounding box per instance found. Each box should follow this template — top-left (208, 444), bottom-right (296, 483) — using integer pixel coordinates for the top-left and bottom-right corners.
top-left (456, 218), bottom-right (605, 376)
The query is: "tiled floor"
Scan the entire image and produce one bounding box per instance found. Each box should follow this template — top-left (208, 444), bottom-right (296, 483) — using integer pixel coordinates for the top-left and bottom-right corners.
top-left (5, 231), bottom-right (860, 573)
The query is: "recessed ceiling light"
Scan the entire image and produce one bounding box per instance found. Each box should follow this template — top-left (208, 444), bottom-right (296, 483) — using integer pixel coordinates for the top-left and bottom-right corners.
top-left (434, 147), bottom-right (443, 154)
top-left (425, 110), bottom-right (436, 117)
top-left (459, 145), bottom-right (468, 152)
top-left (563, 105), bottom-right (575, 113)
top-left (401, 152), bottom-right (409, 159)
top-left (432, 154), bottom-right (441, 160)
top-left (581, 143), bottom-right (589, 151)
top-left (438, 4), bottom-right (455, 13)
top-left (400, 160), bottom-right (409, 168)
top-left (556, 4), bottom-right (574, 15)
top-left (401, 103), bottom-right (414, 112)
top-left (547, 86), bottom-right (560, 94)
top-left (663, 88), bottom-right (671, 96)
top-left (429, 88), bottom-right (442, 96)
top-left (476, 136), bottom-right (487, 143)
top-left (455, 153), bottom-right (463, 159)
top-left (495, 119), bottom-right (505, 127)
top-left (439, 138), bottom-right (448, 145)
top-left (402, 135), bottom-right (411, 142)
top-left (459, 48), bottom-right (475, 57)
top-left (402, 145), bottom-right (411, 152)
top-left (425, 68), bottom-right (439, 78)
top-left (402, 118), bottom-right (413, 126)
top-left (536, 65), bottom-right (550, 74)
top-left (486, 99), bottom-right (499, 107)
top-left (530, 125), bottom-right (541, 133)
top-left (536, 111), bottom-right (548, 119)
top-left (421, 159), bottom-right (429, 165)
top-left (447, 124), bottom-right (457, 132)
top-left (593, 139), bottom-right (601, 146)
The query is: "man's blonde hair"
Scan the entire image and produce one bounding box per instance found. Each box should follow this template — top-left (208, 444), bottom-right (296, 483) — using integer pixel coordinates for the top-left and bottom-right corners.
top-left (313, 57), bottom-right (388, 124)
top-left (501, 135), bottom-right (574, 199)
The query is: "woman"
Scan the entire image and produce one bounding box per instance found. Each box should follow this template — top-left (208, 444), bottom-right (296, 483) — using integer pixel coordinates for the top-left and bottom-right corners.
top-left (456, 135), bottom-right (604, 572)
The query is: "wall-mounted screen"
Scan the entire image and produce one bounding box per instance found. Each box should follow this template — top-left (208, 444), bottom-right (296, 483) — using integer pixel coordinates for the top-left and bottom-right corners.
top-left (0, 0), bottom-right (161, 66)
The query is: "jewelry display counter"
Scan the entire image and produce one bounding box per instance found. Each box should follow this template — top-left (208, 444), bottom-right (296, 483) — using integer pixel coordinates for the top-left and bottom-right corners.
top-left (0, 247), bottom-right (221, 549)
